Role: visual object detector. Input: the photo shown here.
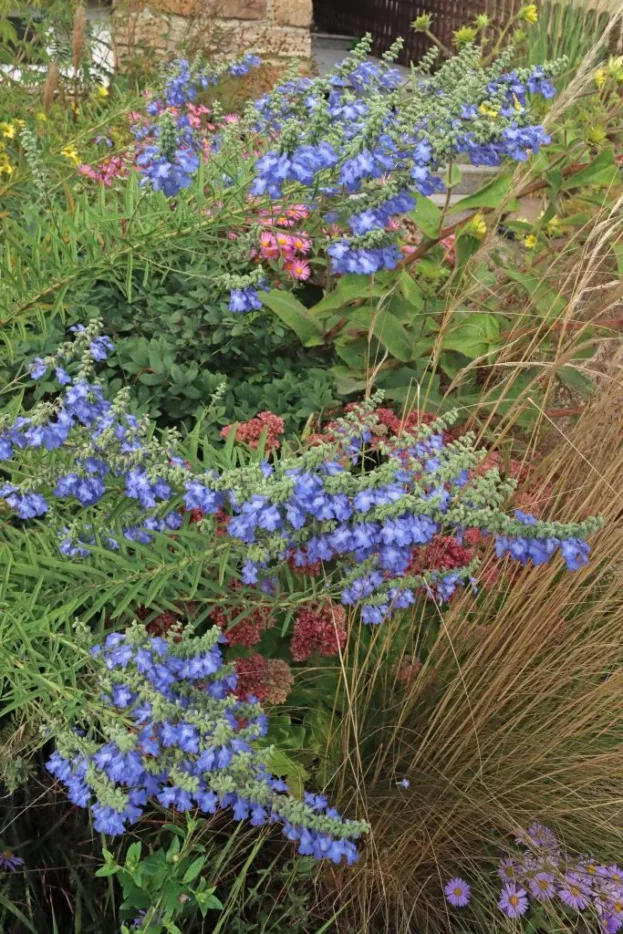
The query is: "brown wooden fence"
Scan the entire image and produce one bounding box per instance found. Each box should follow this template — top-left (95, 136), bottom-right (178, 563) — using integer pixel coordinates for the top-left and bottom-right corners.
top-left (313, 0), bottom-right (513, 65)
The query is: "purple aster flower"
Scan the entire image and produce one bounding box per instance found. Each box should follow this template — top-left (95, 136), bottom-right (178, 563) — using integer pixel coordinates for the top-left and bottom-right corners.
top-left (603, 915), bottom-right (623, 934)
top-left (529, 872), bottom-right (555, 901)
top-left (499, 883), bottom-right (529, 918)
top-left (559, 875), bottom-right (591, 911)
top-left (606, 866), bottom-right (623, 886)
top-left (526, 822), bottom-right (559, 850)
top-left (0, 850), bottom-right (24, 871)
top-left (444, 877), bottom-right (471, 907)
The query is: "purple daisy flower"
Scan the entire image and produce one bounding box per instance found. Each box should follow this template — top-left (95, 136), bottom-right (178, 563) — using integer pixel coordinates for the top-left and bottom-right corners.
top-left (527, 823), bottom-right (559, 850)
top-left (529, 872), bottom-right (555, 901)
top-left (499, 883), bottom-right (529, 918)
top-left (0, 850), bottom-right (24, 871)
top-left (444, 877), bottom-right (471, 908)
top-left (559, 875), bottom-right (591, 911)
top-left (498, 856), bottom-right (519, 882)
top-left (607, 867), bottom-right (623, 887)
top-left (601, 894), bottom-right (623, 933)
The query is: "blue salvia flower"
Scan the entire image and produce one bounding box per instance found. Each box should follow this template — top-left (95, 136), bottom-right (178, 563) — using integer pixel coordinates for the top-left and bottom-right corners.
top-left (46, 627), bottom-right (368, 861)
top-left (0, 325), bottom-right (601, 627)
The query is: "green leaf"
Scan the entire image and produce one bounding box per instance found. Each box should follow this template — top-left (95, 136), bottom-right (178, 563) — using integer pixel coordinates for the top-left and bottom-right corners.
top-left (450, 172), bottom-right (513, 212)
top-left (331, 366), bottom-right (367, 395)
top-left (613, 241), bottom-right (623, 278)
top-left (557, 365), bottom-right (594, 398)
top-left (310, 275), bottom-right (385, 316)
top-left (261, 291), bottom-right (325, 347)
top-left (562, 148), bottom-right (619, 190)
top-left (350, 306), bottom-right (413, 361)
top-left (546, 167), bottom-right (564, 192)
top-left (166, 836), bottom-right (181, 860)
top-left (138, 372), bottom-right (165, 386)
top-left (182, 855), bottom-right (206, 884)
top-left (0, 891), bottom-right (38, 933)
top-left (398, 271), bottom-right (425, 310)
top-left (95, 863), bottom-right (120, 878)
top-left (126, 842), bottom-right (142, 868)
top-left (194, 888), bottom-right (223, 917)
top-left (334, 337), bottom-right (368, 369)
top-left (454, 232), bottom-right (482, 270)
top-left (442, 313), bottom-right (501, 358)
top-left (504, 267), bottom-right (567, 318)
top-left (409, 196), bottom-right (442, 238)
top-left (262, 748), bottom-right (309, 797)
top-left (444, 164), bottom-right (462, 188)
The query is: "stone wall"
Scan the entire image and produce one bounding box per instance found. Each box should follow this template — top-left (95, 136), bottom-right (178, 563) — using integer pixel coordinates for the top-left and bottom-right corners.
top-left (113, 0), bottom-right (312, 69)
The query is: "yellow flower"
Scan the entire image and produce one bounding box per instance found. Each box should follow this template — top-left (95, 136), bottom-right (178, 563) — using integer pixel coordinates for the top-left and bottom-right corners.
top-left (454, 25), bottom-right (477, 45)
top-left (0, 122), bottom-right (16, 139)
top-left (545, 216), bottom-right (561, 237)
top-left (474, 13), bottom-right (490, 28)
top-left (61, 145), bottom-right (80, 165)
top-left (0, 163), bottom-right (13, 176)
top-left (519, 4), bottom-right (539, 23)
top-left (586, 124), bottom-right (607, 145)
top-left (36, 111), bottom-right (48, 122)
top-left (524, 234), bottom-right (537, 249)
top-left (96, 85), bottom-right (110, 98)
top-left (479, 102), bottom-right (499, 118)
top-left (596, 55), bottom-right (623, 87)
top-left (411, 13), bottom-right (433, 31)
top-left (469, 213), bottom-right (487, 239)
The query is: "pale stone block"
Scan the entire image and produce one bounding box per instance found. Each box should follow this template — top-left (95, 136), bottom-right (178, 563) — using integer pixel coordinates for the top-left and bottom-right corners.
top-left (273, 0), bottom-right (312, 28)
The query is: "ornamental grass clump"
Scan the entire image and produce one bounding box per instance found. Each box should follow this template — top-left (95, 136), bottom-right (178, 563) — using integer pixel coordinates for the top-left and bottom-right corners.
top-left (47, 623), bottom-right (366, 863)
top-left (320, 380), bottom-right (623, 934)
top-left (0, 322), bottom-right (601, 630)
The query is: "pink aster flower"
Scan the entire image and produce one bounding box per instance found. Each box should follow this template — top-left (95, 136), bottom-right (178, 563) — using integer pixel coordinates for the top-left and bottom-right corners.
top-left (290, 203), bottom-right (310, 218)
top-left (285, 259), bottom-right (311, 281)
top-left (499, 883), bottom-right (529, 918)
top-left (444, 877), bottom-right (471, 907)
top-left (259, 230), bottom-right (279, 259)
top-left (289, 233), bottom-right (312, 254)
